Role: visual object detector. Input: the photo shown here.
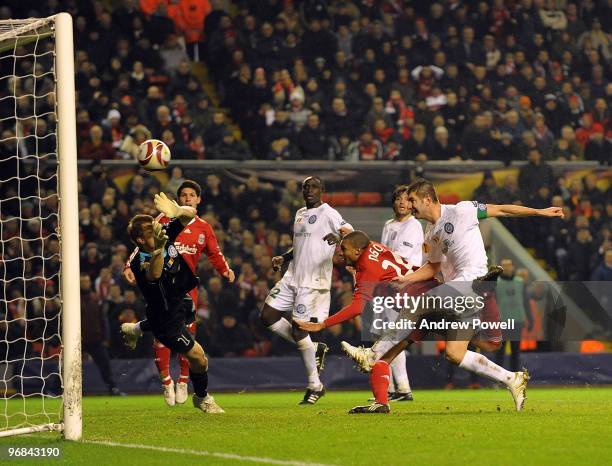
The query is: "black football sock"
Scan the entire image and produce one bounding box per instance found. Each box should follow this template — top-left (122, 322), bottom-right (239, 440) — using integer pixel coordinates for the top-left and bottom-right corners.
top-left (189, 369), bottom-right (208, 398)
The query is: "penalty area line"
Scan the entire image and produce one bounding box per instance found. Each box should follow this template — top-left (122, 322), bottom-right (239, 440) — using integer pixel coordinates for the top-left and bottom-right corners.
top-left (82, 439), bottom-right (337, 466)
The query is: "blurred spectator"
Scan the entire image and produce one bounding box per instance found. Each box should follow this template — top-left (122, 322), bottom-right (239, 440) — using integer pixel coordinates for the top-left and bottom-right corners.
top-left (209, 130), bottom-right (251, 160)
top-left (566, 228), bottom-right (598, 280)
top-left (494, 259), bottom-right (533, 373)
top-left (518, 149), bottom-right (554, 201)
top-left (80, 125), bottom-right (115, 160)
top-left (591, 249), bottom-right (612, 281)
top-left (296, 114), bottom-right (329, 159)
top-left (80, 274), bottom-right (123, 396)
top-left (473, 170), bottom-right (502, 203)
top-left (348, 130), bottom-right (383, 161)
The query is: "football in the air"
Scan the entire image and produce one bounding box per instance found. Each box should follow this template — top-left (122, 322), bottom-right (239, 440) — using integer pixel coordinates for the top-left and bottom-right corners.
top-left (137, 139), bottom-right (171, 170)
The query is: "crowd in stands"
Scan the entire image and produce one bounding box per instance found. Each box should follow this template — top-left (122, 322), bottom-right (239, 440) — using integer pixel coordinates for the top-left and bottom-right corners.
top-left (0, 0), bottom-right (610, 363)
top-left (3, 0), bottom-right (610, 163)
top-left (472, 166), bottom-right (610, 282)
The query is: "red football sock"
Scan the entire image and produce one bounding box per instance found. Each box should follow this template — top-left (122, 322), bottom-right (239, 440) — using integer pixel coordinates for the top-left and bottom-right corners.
top-left (178, 355), bottom-right (190, 383)
top-left (154, 342), bottom-right (172, 384)
top-left (370, 361), bottom-right (391, 404)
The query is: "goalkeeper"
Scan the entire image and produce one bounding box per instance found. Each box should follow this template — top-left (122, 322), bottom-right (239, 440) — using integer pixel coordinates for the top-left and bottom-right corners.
top-left (122, 193), bottom-right (224, 413)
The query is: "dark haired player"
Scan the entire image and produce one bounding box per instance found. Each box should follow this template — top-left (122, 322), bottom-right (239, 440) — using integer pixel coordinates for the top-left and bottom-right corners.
top-left (123, 181), bottom-right (234, 407)
top-left (379, 185), bottom-right (425, 401)
top-left (296, 230), bottom-right (437, 413)
top-left (341, 179), bottom-right (563, 413)
top-left (261, 176), bottom-right (353, 404)
top-left (122, 193), bottom-right (224, 413)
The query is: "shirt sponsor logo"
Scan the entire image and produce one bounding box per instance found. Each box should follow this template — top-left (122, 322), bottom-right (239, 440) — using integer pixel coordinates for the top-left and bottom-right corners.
top-left (308, 215), bottom-right (317, 224)
top-left (444, 222), bottom-right (454, 234)
top-left (168, 244), bottom-right (179, 258)
top-left (174, 243), bottom-right (198, 255)
top-left (198, 233), bottom-right (205, 245)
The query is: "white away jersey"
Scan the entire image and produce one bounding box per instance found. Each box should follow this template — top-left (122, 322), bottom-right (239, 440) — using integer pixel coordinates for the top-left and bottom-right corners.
top-left (423, 201), bottom-right (488, 281)
top-left (381, 216), bottom-right (423, 267)
top-left (285, 203), bottom-right (352, 289)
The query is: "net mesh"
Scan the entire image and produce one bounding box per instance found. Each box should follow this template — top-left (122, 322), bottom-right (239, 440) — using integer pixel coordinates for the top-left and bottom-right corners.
top-left (0, 17), bottom-right (62, 433)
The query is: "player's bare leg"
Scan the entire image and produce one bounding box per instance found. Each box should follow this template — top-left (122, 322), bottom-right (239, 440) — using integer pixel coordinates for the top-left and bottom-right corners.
top-left (261, 304), bottom-right (325, 404)
top-left (261, 304), bottom-right (295, 342)
top-left (176, 322), bottom-right (197, 404)
top-left (185, 342), bottom-right (224, 414)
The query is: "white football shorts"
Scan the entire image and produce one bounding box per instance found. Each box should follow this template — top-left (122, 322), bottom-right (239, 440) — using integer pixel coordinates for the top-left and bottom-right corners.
top-left (265, 276), bottom-right (330, 322)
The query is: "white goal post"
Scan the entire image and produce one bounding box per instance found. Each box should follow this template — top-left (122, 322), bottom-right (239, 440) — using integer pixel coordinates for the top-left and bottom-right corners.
top-left (0, 13), bottom-right (81, 440)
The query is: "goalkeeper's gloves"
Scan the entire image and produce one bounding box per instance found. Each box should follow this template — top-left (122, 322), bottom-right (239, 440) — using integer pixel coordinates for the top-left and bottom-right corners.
top-left (154, 192), bottom-right (181, 218)
top-left (152, 220), bottom-right (168, 251)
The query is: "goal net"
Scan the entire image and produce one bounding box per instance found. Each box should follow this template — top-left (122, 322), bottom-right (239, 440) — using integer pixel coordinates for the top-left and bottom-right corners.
top-left (0, 14), bottom-right (81, 440)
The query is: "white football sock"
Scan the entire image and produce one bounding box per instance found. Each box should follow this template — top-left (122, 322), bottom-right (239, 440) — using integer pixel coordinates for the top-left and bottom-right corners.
top-left (296, 336), bottom-right (321, 390)
top-left (268, 318), bottom-right (294, 344)
top-left (372, 339), bottom-right (395, 359)
top-left (387, 369), bottom-right (396, 393)
top-left (459, 350), bottom-right (514, 385)
top-left (391, 351), bottom-right (411, 393)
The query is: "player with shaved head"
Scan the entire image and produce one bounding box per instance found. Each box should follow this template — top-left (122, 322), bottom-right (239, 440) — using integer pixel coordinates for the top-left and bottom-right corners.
top-left (260, 176), bottom-right (353, 404)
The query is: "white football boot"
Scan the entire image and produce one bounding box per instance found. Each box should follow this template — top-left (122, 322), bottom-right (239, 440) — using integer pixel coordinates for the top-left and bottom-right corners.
top-left (120, 322), bottom-right (142, 350)
top-left (340, 341), bottom-right (376, 373)
top-left (508, 369), bottom-right (530, 411)
top-left (175, 381), bottom-right (189, 404)
top-left (193, 394), bottom-right (225, 413)
top-left (163, 380), bottom-right (176, 407)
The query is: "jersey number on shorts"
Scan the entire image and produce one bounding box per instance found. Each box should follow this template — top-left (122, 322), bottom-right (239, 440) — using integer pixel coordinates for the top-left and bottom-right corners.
top-left (177, 334), bottom-right (190, 346)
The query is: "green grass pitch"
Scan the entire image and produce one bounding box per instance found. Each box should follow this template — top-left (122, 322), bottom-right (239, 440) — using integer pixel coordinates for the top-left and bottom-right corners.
top-left (1, 388), bottom-right (611, 465)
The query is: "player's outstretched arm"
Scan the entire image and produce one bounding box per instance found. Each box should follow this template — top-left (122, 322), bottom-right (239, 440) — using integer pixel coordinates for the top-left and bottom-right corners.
top-left (146, 221), bottom-right (168, 281)
top-left (486, 204), bottom-right (564, 218)
top-left (391, 261), bottom-right (440, 286)
top-left (154, 192), bottom-right (197, 226)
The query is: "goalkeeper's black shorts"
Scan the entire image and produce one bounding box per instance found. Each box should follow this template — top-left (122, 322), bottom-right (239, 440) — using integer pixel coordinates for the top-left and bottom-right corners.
top-left (155, 325), bottom-right (195, 354)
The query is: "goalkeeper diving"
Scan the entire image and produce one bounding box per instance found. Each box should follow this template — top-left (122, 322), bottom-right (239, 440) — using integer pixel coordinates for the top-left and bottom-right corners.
top-left (121, 192), bottom-right (224, 413)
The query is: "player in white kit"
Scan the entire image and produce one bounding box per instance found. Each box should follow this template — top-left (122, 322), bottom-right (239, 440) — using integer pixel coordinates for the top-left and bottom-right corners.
top-left (344, 179), bottom-right (563, 413)
top-left (378, 185), bottom-right (424, 401)
top-left (260, 176), bottom-right (353, 404)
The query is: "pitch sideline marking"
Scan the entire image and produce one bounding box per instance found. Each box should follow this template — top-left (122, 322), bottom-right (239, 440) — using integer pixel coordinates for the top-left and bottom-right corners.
top-left (83, 439), bottom-right (337, 466)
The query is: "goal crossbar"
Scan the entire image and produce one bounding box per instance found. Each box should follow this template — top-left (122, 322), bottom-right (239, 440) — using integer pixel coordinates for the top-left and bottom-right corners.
top-left (0, 18), bottom-right (54, 53)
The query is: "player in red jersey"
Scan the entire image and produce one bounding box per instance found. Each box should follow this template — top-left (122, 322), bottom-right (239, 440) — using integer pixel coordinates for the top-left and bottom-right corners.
top-left (296, 231), bottom-right (438, 411)
top-left (297, 230), bottom-right (500, 414)
top-left (122, 180), bottom-right (234, 406)
top-left (297, 230), bottom-right (436, 333)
